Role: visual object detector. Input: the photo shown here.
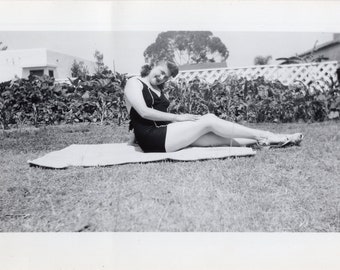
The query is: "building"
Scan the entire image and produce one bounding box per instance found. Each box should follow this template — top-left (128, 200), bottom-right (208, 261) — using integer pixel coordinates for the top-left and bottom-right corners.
top-left (0, 48), bottom-right (96, 82)
top-left (298, 33), bottom-right (340, 63)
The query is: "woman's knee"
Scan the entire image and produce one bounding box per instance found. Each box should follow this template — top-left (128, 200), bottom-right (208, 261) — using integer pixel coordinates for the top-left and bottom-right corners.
top-left (198, 113), bottom-right (219, 129)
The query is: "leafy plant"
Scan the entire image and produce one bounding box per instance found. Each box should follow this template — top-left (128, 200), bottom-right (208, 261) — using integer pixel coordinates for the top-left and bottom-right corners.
top-left (167, 75), bottom-right (340, 123)
top-left (1, 69), bottom-right (339, 130)
top-left (0, 72), bottom-right (128, 129)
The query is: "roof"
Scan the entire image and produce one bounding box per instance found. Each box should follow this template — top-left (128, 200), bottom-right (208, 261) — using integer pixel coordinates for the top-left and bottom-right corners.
top-left (21, 64), bottom-right (57, 68)
top-left (299, 40), bottom-right (340, 56)
top-left (179, 62), bottom-right (227, 71)
top-left (0, 48), bottom-right (94, 63)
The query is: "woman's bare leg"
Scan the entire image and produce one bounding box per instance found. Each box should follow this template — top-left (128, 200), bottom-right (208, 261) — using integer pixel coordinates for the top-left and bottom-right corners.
top-left (165, 114), bottom-right (272, 152)
top-left (190, 132), bottom-right (257, 147)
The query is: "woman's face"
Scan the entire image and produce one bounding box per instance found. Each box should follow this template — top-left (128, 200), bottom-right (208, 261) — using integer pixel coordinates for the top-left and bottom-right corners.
top-left (148, 65), bottom-right (171, 86)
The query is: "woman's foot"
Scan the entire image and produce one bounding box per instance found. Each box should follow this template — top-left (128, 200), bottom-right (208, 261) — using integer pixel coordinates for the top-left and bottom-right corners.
top-left (276, 133), bottom-right (304, 147)
top-left (257, 133), bottom-right (304, 148)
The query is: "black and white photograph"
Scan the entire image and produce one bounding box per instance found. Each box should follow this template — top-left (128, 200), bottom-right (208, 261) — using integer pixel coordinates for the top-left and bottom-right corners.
top-left (0, 1), bottom-right (339, 269)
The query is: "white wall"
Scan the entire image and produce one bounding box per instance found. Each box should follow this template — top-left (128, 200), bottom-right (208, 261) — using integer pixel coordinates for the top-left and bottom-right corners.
top-left (0, 48), bottom-right (47, 81)
top-left (46, 50), bottom-right (96, 79)
top-left (0, 48), bottom-right (96, 82)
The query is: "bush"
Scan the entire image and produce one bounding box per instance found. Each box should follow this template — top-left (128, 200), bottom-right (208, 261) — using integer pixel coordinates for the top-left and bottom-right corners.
top-left (166, 75), bottom-right (340, 123)
top-left (0, 72), bottom-right (128, 129)
top-left (0, 72), bottom-right (339, 130)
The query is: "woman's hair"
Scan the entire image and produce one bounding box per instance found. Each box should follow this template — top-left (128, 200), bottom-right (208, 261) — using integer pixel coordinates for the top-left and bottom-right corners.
top-left (140, 64), bottom-right (153, 77)
top-left (140, 60), bottom-right (179, 78)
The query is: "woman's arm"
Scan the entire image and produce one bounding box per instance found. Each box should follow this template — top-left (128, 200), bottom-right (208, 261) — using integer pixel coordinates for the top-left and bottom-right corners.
top-left (124, 78), bottom-right (199, 122)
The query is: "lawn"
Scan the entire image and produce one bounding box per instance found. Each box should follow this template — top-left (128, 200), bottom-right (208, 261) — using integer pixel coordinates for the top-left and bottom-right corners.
top-left (0, 121), bottom-right (339, 232)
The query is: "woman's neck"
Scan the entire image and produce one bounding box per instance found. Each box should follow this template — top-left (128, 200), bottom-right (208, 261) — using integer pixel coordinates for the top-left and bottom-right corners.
top-left (141, 76), bottom-right (161, 91)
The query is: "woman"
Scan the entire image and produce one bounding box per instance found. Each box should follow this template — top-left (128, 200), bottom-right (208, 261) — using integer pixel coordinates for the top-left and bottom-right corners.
top-left (124, 60), bottom-right (303, 153)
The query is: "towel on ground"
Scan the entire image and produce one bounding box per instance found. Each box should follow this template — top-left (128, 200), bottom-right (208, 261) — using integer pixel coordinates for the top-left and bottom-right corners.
top-left (27, 143), bottom-right (256, 169)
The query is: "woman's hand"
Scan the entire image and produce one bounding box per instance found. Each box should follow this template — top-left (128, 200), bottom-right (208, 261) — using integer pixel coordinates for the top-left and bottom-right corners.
top-left (127, 132), bottom-right (137, 145)
top-left (174, 114), bottom-right (201, 122)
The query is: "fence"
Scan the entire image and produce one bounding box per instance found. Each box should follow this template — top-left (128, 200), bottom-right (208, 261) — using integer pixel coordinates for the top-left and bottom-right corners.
top-left (176, 61), bottom-right (339, 90)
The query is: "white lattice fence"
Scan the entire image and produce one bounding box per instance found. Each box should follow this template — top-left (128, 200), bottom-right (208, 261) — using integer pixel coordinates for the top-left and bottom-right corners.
top-left (176, 61), bottom-right (339, 90)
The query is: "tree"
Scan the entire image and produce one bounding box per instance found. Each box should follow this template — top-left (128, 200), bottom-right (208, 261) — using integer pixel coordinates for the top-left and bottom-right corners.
top-left (276, 55), bottom-right (329, 65)
top-left (94, 50), bottom-right (110, 74)
top-left (0, 41), bottom-right (8, 51)
top-left (143, 31), bottom-right (229, 65)
top-left (254, 55), bottom-right (272, 65)
top-left (70, 60), bottom-right (89, 78)
top-left (276, 40), bottom-right (329, 65)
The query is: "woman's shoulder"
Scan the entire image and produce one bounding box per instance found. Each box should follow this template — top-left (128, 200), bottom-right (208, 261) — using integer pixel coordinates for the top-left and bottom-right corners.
top-left (125, 76), bottom-right (144, 89)
top-left (127, 76), bottom-right (142, 82)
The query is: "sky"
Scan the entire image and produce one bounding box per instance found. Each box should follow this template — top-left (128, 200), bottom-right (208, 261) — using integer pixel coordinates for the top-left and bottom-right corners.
top-left (0, 31), bottom-right (334, 75)
top-left (1, 1), bottom-right (339, 75)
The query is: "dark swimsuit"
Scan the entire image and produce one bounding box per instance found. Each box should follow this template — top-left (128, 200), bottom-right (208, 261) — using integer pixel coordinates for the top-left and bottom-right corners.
top-left (129, 79), bottom-right (171, 152)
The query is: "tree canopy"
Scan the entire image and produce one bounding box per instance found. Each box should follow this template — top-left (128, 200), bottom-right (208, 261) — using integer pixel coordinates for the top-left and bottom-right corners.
top-left (254, 55), bottom-right (272, 65)
top-left (70, 60), bottom-right (89, 78)
top-left (0, 41), bottom-right (8, 51)
top-left (94, 50), bottom-right (110, 75)
top-left (143, 31), bottom-right (229, 65)
top-left (276, 40), bottom-right (329, 65)
top-left (276, 55), bottom-right (329, 65)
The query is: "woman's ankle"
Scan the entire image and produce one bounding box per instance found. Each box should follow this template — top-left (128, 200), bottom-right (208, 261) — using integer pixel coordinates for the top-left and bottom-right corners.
top-left (256, 131), bottom-right (273, 140)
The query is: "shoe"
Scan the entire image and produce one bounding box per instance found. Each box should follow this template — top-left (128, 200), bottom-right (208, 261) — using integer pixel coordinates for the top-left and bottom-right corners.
top-left (269, 133), bottom-right (304, 148)
top-left (280, 133), bottom-right (304, 147)
top-left (256, 133), bottom-right (304, 149)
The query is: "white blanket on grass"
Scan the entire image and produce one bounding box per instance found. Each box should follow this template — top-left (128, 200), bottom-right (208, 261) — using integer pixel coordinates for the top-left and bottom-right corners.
top-left (27, 143), bottom-right (256, 169)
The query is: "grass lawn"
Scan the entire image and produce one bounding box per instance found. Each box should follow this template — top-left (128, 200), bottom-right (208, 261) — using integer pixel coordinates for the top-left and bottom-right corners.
top-left (0, 121), bottom-right (339, 232)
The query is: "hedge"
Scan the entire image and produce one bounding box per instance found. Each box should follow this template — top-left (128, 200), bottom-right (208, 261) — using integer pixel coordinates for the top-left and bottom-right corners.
top-left (167, 75), bottom-right (340, 123)
top-left (0, 73), bottom-right (127, 129)
top-left (1, 72), bottom-right (339, 130)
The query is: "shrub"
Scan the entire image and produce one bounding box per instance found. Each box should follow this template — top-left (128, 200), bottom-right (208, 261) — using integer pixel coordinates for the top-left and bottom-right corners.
top-left (0, 72), bottom-right (339, 130)
top-left (166, 75), bottom-right (340, 123)
top-left (0, 72), bottom-right (128, 129)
